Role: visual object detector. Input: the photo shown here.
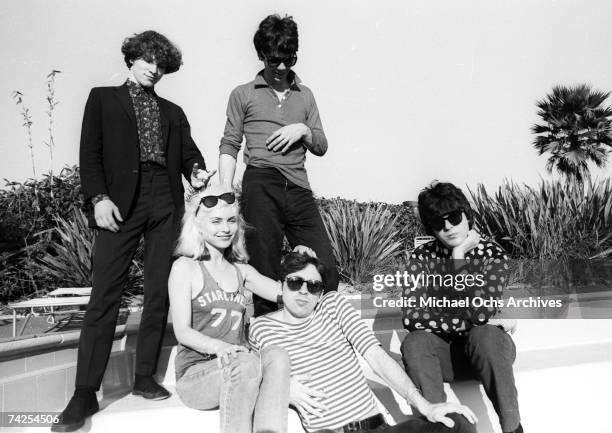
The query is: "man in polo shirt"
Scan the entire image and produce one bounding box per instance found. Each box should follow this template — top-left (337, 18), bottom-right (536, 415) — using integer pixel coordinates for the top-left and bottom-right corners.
top-left (219, 14), bottom-right (338, 316)
top-left (249, 252), bottom-right (478, 433)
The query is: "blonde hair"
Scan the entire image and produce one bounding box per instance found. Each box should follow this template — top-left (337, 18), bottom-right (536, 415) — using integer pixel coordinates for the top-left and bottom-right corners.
top-left (174, 185), bottom-right (249, 263)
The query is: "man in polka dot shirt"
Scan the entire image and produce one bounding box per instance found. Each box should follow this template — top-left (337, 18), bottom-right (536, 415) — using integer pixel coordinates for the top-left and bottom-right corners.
top-left (401, 182), bottom-right (523, 433)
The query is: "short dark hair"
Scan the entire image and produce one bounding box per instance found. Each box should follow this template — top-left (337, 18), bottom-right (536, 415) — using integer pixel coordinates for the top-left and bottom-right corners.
top-left (253, 14), bottom-right (299, 58)
top-left (417, 181), bottom-right (473, 235)
top-left (280, 252), bottom-right (326, 288)
top-left (121, 30), bottom-right (182, 74)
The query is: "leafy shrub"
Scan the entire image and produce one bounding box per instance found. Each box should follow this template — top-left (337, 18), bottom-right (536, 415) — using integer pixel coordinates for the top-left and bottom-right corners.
top-left (0, 166), bottom-right (147, 304)
top-left (469, 178), bottom-right (612, 291)
top-left (0, 165), bottom-right (84, 252)
top-left (317, 197), bottom-right (424, 252)
top-left (34, 207), bottom-right (93, 287)
top-left (319, 198), bottom-right (404, 288)
top-left (0, 166), bottom-right (86, 303)
top-left (469, 178), bottom-right (612, 260)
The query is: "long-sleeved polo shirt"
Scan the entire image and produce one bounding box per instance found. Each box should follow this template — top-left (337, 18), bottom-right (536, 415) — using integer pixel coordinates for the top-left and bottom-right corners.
top-left (220, 70), bottom-right (327, 190)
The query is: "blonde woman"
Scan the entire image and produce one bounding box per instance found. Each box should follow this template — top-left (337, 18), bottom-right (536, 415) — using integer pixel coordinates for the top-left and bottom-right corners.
top-left (169, 184), bottom-right (297, 433)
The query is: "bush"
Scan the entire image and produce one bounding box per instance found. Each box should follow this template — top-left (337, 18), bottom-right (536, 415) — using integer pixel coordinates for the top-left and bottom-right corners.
top-left (469, 178), bottom-right (612, 292)
top-left (319, 198), bottom-right (405, 288)
top-left (0, 166), bottom-right (86, 303)
top-left (0, 166), bottom-right (146, 304)
top-left (34, 207), bottom-right (94, 287)
top-left (317, 197), bottom-right (424, 253)
top-left (469, 178), bottom-right (612, 260)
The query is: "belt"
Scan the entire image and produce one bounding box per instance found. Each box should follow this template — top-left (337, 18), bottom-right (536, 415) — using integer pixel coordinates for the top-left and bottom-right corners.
top-left (140, 161), bottom-right (166, 170)
top-left (342, 414), bottom-right (385, 432)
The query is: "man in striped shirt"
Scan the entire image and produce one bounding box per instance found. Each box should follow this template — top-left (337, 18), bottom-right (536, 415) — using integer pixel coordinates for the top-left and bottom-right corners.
top-left (249, 253), bottom-right (477, 433)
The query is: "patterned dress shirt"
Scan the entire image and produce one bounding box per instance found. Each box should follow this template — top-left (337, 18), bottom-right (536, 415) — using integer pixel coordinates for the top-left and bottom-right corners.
top-left (126, 79), bottom-right (166, 167)
top-left (402, 237), bottom-right (510, 336)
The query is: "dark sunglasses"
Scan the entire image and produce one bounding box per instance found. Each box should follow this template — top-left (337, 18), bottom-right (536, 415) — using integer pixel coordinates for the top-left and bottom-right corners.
top-left (284, 276), bottom-right (324, 295)
top-left (430, 209), bottom-right (464, 232)
top-left (264, 54), bottom-right (297, 68)
top-left (196, 192), bottom-right (236, 215)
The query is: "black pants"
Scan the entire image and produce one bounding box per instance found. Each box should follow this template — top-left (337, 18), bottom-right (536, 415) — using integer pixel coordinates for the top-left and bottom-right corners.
top-left (313, 413), bottom-right (476, 433)
top-left (241, 166), bottom-right (339, 316)
top-left (75, 165), bottom-right (176, 390)
top-left (401, 326), bottom-right (520, 432)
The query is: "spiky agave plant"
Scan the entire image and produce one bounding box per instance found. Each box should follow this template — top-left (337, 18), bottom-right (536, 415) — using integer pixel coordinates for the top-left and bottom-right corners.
top-left (320, 199), bottom-right (402, 288)
top-left (532, 84), bottom-right (612, 182)
top-left (35, 207), bottom-right (94, 287)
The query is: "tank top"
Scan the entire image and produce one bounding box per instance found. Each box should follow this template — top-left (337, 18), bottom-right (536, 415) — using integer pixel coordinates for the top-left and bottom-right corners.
top-left (174, 261), bottom-right (248, 380)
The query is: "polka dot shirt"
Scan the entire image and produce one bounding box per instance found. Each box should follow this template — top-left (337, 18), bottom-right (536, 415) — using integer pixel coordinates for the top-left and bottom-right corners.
top-left (402, 237), bottom-right (509, 335)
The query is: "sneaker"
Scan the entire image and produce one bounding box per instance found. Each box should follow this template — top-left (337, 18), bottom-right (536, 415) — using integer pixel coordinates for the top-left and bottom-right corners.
top-left (51, 390), bottom-right (99, 432)
top-left (132, 375), bottom-right (170, 400)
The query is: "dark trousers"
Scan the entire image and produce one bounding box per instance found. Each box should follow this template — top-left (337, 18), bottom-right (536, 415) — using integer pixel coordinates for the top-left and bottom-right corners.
top-left (241, 166), bottom-right (338, 316)
top-left (313, 413), bottom-right (476, 433)
top-left (400, 326), bottom-right (520, 432)
top-left (75, 165), bottom-right (176, 390)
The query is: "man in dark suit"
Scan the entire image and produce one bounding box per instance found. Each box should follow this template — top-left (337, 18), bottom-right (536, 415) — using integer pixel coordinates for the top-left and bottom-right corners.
top-left (53, 30), bottom-right (212, 432)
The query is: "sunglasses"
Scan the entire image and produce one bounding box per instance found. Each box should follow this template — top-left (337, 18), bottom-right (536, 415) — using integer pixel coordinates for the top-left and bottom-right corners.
top-left (284, 276), bottom-right (325, 295)
top-left (195, 192), bottom-right (236, 215)
top-left (430, 209), bottom-right (465, 232)
top-left (264, 54), bottom-right (297, 68)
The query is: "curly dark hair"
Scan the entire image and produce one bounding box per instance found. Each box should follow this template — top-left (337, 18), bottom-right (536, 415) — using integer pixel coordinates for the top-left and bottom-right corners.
top-left (280, 252), bottom-right (326, 288)
top-left (253, 14), bottom-right (299, 58)
top-left (121, 30), bottom-right (182, 74)
top-left (417, 181), bottom-right (473, 235)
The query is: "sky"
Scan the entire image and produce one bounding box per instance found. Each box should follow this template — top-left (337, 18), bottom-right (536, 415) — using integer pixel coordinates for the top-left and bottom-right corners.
top-left (1, 0), bottom-right (612, 203)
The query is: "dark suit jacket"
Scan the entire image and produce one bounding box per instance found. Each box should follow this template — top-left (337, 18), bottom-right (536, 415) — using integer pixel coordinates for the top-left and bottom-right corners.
top-left (79, 84), bottom-right (205, 227)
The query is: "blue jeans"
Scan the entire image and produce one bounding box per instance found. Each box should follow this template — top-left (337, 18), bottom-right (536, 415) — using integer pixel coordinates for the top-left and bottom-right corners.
top-left (176, 346), bottom-right (290, 433)
top-left (401, 325), bottom-right (520, 432)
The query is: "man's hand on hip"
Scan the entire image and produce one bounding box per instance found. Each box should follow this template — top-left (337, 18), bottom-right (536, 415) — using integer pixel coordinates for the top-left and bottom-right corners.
top-left (94, 199), bottom-right (123, 232)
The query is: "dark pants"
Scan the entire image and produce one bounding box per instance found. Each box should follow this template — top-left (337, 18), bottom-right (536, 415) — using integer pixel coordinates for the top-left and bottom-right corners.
top-left (241, 166), bottom-right (338, 316)
top-left (313, 413), bottom-right (476, 433)
top-left (75, 165), bottom-right (176, 390)
top-left (401, 326), bottom-right (520, 432)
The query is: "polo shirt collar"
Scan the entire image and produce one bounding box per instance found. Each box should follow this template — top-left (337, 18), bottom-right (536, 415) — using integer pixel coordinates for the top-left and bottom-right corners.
top-left (254, 69), bottom-right (302, 91)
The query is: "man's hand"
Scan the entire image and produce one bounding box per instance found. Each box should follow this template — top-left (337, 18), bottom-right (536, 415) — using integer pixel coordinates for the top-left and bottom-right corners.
top-left (452, 229), bottom-right (481, 259)
top-left (289, 374), bottom-right (327, 417)
top-left (293, 245), bottom-right (317, 258)
top-left (94, 199), bottom-right (123, 232)
top-left (266, 123), bottom-right (309, 153)
top-left (423, 402), bottom-right (478, 428)
top-left (190, 162), bottom-right (216, 189)
top-left (487, 318), bottom-right (518, 334)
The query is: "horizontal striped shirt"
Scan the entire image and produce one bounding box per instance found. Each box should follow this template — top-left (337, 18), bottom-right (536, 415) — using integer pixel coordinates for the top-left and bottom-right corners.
top-left (249, 292), bottom-right (380, 432)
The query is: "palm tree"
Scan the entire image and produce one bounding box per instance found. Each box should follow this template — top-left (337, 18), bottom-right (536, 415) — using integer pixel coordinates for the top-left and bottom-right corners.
top-left (532, 84), bottom-right (612, 182)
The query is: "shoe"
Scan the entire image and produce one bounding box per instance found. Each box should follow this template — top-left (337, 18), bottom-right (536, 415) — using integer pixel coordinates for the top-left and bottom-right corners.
top-left (504, 423), bottom-right (523, 433)
top-left (132, 375), bottom-right (170, 400)
top-left (51, 390), bottom-right (99, 432)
